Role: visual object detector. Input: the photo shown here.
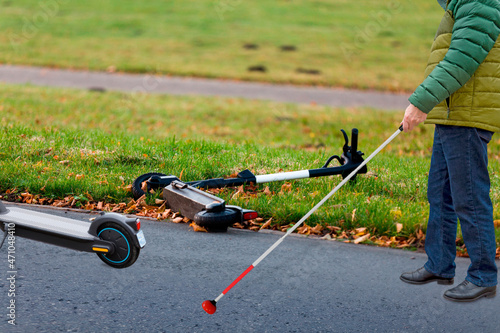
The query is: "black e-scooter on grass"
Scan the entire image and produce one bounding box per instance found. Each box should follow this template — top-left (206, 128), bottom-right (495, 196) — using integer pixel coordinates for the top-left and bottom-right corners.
top-left (132, 128), bottom-right (367, 231)
top-left (0, 201), bottom-right (146, 268)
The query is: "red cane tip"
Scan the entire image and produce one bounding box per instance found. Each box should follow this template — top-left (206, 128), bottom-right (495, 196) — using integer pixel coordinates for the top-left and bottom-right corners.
top-left (202, 300), bottom-right (217, 315)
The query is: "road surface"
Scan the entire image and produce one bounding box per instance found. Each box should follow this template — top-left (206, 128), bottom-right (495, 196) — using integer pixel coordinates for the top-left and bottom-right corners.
top-left (0, 204), bottom-right (498, 333)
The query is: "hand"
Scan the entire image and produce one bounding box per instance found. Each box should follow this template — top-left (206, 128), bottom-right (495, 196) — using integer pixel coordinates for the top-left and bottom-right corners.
top-left (401, 104), bottom-right (427, 132)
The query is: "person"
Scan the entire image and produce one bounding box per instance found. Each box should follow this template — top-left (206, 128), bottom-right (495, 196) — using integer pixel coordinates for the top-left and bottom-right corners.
top-left (399, 0), bottom-right (500, 302)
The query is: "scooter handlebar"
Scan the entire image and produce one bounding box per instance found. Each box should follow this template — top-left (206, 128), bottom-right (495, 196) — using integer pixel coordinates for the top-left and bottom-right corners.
top-left (351, 128), bottom-right (358, 155)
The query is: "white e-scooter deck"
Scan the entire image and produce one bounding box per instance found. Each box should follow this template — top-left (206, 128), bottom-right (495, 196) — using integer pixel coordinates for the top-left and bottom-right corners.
top-left (0, 205), bottom-right (94, 240)
top-left (0, 201), bottom-right (145, 268)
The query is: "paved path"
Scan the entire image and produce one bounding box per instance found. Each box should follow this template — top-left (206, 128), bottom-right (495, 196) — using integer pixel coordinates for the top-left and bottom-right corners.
top-left (0, 64), bottom-right (410, 110)
top-left (0, 204), bottom-right (498, 333)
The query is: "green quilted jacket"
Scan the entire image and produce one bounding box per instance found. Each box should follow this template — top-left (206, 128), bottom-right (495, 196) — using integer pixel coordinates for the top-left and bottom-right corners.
top-left (408, 0), bottom-right (500, 132)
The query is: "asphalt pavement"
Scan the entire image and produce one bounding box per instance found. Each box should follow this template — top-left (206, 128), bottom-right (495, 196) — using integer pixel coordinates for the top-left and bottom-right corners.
top-left (0, 204), bottom-right (498, 333)
top-left (0, 64), bottom-right (410, 110)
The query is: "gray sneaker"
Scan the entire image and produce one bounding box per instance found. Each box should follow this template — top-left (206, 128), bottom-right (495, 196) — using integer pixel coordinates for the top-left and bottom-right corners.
top-left (444, 280), bottom-right (497, 302)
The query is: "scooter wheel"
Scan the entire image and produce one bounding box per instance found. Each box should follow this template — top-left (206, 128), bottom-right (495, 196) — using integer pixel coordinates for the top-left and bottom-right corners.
top-left (194, 209), bottom-right (239, 232)
top-left (96, 222), bottom-right (140, 269)
top-left (132, 172), bottom-right (168, 199)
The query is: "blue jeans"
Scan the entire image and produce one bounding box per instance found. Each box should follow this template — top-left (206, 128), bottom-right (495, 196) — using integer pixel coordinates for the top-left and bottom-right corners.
top-left (424, 125), bottom-right (498, 287)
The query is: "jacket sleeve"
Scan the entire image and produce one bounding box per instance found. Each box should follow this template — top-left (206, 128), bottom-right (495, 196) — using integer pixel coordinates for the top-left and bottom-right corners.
top-left (409, 0), bottom-right (500, 113)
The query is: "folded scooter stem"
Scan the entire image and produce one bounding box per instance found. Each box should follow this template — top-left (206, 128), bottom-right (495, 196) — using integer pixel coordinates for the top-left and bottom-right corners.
top-left (213, 127), bottom-right (403, 304)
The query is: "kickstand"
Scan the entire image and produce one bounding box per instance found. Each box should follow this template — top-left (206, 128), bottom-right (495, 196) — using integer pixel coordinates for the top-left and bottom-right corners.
top-left (0, 224), bottom-right (8, 249)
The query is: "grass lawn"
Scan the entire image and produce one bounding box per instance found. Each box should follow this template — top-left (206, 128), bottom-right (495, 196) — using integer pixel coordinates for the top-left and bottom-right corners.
top-left (1, 84), bottom-right (500, 251)
top-left (0, 0), bottom-right (442, 91)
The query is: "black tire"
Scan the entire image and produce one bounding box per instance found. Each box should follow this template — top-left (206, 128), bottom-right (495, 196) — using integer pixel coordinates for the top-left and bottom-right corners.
top-left (132, 172), bottom-right (168, 199)
top-left (96, 222), bottom-right (140, 269)
top-left (194, 209), bottom-right (239, 232)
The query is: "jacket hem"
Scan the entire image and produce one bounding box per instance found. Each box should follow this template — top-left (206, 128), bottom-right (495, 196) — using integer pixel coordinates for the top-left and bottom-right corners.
top-left (424, 119), bottom-right (499, 132)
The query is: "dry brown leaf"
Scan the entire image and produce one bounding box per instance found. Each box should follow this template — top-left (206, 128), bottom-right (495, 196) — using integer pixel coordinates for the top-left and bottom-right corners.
top-left (354, 233), bottom-right (371, 244)
top-left (158, 209), bottom-right (171, 220)
top-left (189, 222), bottom-right (208, 233)
top-left (263, 186), bottom-right (272, 196)
top-left (260, 218), bottom-right (273, 230)
top-left (156, 202), bottom-right (167, 213)
top-left (84, 203), bottom-right (95, 210)
top-left (136, 195), bottom-right (146, 208)
top-left (457, 245), bottom-right (469, 257)
top-left (309, 191), bottom-right (319, 198)
top-left (298, 225), bottom-right (310, 235)
top-left (396, 223), bottom-right (403, 233)
top-left (311, 224), bottom-right (324, 235)
top-left (280, 183), bottom-right (292, 194)
top-left (280, 225), bottom-right (290, 232)
top-left (172, 217), bottom-right (184, 223)
top-left (124, 204), bottom-right (137, 214)
top-left (21, 193), bottom-right (33, 204)
top-left (355, 227), bottom-right (367, 234)
top-left (155, 199), bottom-right (165, 205)
top-left (326, 226), bottom-right (341, 233)
top-left (231, 185), bottom-right (245, 199)
top-left (417, 229), bottom-right (425, 240)
top-left (351, 209), bottom-right (357, 222)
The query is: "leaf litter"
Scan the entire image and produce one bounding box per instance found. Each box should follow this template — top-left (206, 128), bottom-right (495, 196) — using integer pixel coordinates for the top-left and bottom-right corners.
top-left (1, 187), bottom-right (499, 258)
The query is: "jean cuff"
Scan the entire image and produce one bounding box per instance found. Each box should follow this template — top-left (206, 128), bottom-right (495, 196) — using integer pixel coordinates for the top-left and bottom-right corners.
top-left (465, 276), bottom-right (498, 288)
top-left (424, 262), bottom-right (455, 279)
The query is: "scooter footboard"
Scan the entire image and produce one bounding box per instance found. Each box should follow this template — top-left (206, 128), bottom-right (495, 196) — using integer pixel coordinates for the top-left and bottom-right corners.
top-left (163, 181), bottom-right (225, 221)
top-left (163, 181), bottom-right (257, 231)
